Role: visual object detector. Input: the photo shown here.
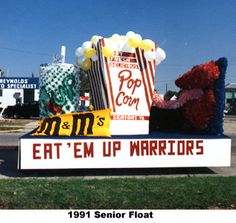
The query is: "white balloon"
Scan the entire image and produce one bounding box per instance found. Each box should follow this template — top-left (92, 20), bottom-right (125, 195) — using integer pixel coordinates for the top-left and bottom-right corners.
top-left (156, 47), bottom-right (166, 61)
top-left (121, 35), bottom-right (127, 40)
top-left (82, 41), bottom-right (92, 51)
top-left (76, 56), bottom-right (86, 65)
top-left (104, 38), bottom-right (111, 44)
top-left (93, 36), bottom-right (103, 45)
top-left (121, 43), bottom-right (135, 52)
top-left (116, 39), bottom-right (126, 50)
top-left (91, 54), bottom-right (98, 61)
top-left (126, 31), bottom-right (135, 39)
top-left (104, 38), bottom-right (118, 50)
top-left (75, 47), bottom-right (83, 57)
top-left (156, 57), bottom-right (162, 65)
top-left (144, 50), bottom-right (156, 61)
top-left (134, 34), bottom-right (142, 42)
top-left (112, 33), bottom-right (121, 41)
top-left (114, 42), bottom-right (120, 51)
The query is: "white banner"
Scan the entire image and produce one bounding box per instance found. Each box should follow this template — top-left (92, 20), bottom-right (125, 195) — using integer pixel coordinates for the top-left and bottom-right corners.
top-left (1, 210), bottom-right (236, 223)
top-left (18, 135), bottom-right (231, 169)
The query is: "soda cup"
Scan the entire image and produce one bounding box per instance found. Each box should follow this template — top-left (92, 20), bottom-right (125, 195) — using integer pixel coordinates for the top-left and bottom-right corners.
top-left (39, 63), bottom-right (80, 118)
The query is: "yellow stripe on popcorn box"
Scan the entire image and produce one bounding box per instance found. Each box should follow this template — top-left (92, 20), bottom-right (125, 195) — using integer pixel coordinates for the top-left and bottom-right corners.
top-left (32, 109), bottom-right (111, 137)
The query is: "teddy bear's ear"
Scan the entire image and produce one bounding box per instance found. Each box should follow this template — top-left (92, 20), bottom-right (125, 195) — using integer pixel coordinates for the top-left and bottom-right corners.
top-left (215, 57), bottom-right (228, 75)
top-left (207, 57), bottom-right (228, 135)
top-left (175, 61), bottom-right (220, 90)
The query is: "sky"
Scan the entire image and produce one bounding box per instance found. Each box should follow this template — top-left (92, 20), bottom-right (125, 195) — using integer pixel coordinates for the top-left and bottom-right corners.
top-left (0, 0), bottom-right (236, 94)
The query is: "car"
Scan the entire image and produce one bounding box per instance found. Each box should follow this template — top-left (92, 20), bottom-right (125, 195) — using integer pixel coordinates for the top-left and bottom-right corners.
top-left (2, 102), bottom-right (39, 119)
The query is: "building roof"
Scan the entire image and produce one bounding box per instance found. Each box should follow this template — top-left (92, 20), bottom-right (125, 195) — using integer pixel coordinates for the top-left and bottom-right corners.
top-left (225, 83), bottom-right (236, 89)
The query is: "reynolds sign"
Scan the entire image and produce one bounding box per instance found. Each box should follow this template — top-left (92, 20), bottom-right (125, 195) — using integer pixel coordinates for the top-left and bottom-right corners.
top-left (0, 78), bottom-right (39, 89)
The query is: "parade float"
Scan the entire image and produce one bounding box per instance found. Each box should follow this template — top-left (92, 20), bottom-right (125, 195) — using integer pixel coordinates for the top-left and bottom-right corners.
top-left (18, 32), bottom-right (231, 170)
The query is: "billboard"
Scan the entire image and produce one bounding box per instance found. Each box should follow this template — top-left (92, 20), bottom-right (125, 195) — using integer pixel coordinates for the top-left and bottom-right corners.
top-left (0, 78), bottom-right (39, 89)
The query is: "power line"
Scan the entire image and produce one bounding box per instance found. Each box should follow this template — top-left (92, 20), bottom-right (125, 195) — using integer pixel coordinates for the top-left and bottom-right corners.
top-left (0, 46), bottom-right (52, 57)
top-left (0, 46), bottom-right (236, 68)
top-left (0, 46), bottom-right (75, 60)
top-left (155, 79), bottom-right (175, 83)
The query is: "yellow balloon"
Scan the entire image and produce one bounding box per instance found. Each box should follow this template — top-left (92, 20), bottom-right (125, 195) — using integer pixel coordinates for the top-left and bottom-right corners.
top-left (109, 37), bottom-right (118, 46)
top-left (127, 37), bottom-right (140, 48)
top-left (140, 39), bottom-right (155, 51)
top-left (83, 48), bottom-right (96, 58)
top-left (109, 36), bottom-right (116, 42)
top-left (81, 59), bottom-right (92, 71)
top-left (121, 35), bottom-right (127, 40)
top-left (90, 35), bottom-right (97, 42)
top-left (102, 46), bottom-right (114, 58)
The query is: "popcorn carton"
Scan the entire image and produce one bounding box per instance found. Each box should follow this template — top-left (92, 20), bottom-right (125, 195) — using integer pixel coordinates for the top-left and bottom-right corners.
top-left (76, 32), bottom-right (166, 135)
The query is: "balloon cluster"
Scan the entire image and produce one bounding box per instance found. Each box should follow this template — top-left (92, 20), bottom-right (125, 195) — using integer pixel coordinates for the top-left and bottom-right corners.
top-left (75, 31), bottom-right (166, 71)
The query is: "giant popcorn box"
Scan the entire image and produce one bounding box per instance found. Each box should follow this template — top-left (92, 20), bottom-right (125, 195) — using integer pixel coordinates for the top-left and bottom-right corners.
top-left (87, 39), bottom-right (157, 135)
top-left (39, 63), bottom-right (80, 118)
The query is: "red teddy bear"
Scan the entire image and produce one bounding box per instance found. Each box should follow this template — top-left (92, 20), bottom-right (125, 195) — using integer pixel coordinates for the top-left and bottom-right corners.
top-left (175, 61), bottom-right (220, 129)
top-left (151, 60), bottom-right (221, 131)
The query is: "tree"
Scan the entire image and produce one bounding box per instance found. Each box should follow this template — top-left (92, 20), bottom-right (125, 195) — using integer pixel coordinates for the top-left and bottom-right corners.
top-left (79, 70), bottom-right (90, 96)
top-left (164, 90), bottom-right (179, 101)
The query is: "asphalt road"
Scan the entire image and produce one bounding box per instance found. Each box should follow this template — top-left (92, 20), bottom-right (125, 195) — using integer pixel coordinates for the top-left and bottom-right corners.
top-left (0, 133), bottom-right (24, 148)
top-left (0, 117), bottom-right (235, 178)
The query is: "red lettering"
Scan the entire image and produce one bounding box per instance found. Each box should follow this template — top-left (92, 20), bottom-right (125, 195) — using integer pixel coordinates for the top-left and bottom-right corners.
top-left (141, 140), bottom-right (149, 156)
top-left (115, 91), bottom-right (139, 110)
top-left (130, 141), bottom-right (140, 156)
top-left (158, 140), bottom-right (166, 155)
top-left (117, 69), bottom-right (143, 94)
top-left (167, 140), bottom-right (175, 155)
top-left (177, 140), bottom-right (185, 155)
top-left (44, 143), bottom-right (53, 159)
top-left (186, 140), bottom-right (194, 155)
top-left (74, 142), bottom-right (82, 158)
top-left (196, 140), bottom-right (204, 155)
top-left (74, 142), bottom-right (94, 158)
top-left (84, 142), bottom-right (94, 158)
top-left (149, 140), bottom-right (157, 155)
top-left (103, 141), bottom-right (121, 157)
top-left (116, 91), bottom-right (124, 106)
top-left (129, 139), bottom-right (203, 157)
top-left (113, 141), bottom-right (121, 157)
top-left (109, 62), bottom-right (138, 69)
top-left (118, 70), bottom-right (132, 91)
top-left (103, 141), bottom-right (111, 157)
top-left (33, 143), bottom-right (41, 159)
top-left (116, 69), bottom-right (141, 110)
top-left (54, 143), bottom-right (62, 159)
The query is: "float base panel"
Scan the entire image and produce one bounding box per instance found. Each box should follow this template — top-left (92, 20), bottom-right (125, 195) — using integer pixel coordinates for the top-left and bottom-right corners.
top-left (18, 132), bottom-right (231, 170)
